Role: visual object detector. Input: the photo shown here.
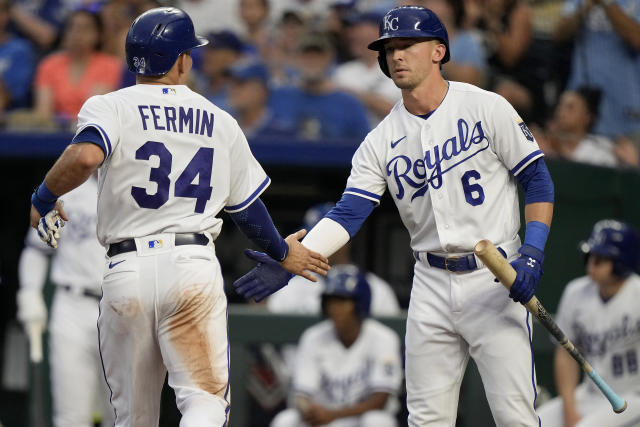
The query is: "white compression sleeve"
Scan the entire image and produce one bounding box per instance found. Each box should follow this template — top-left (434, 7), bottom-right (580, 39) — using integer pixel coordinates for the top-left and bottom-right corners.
top-left (301, 218), bottom-right (350, 258)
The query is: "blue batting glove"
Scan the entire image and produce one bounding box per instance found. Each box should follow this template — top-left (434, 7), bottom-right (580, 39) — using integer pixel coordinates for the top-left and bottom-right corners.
top-left (509, 244), bottom-right (544, 304)
top-left (233, 249), bottom-right (294, 302)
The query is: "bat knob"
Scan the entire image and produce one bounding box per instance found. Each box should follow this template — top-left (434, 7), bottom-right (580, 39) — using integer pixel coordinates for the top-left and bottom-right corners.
top-left (614, 400), bottom-right (627, 414)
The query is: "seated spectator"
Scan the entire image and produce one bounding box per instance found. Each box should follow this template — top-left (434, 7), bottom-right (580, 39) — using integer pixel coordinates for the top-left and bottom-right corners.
top-left (270, 31), bottom-right (370, 141)
top-left (534, 87), bottom-right (638, 168)
top-left (32, 8), bottom-right (121, 128)
top-left (270, 266), bottom-right (403, 427)
top-left (332, 11), bottom-right (401, 124)
top-left (268, 202), bottom-right (401, 316)
top-left (196, 30), bottom-right (246, 110)
top-left (0, 0), bottom-right (35, 115)
top-left (227, 60), bottom-right (294, 138)
top-left (239, 0), bottom-right (272, 57)
top-left (420, 0), bottom-right (488, 88)
top-left (8, 0), bottom-right (67, 51)
top-left (536, 220), bottom-right (640, 427)
top-left (263, 10), bottom-right (305, 87)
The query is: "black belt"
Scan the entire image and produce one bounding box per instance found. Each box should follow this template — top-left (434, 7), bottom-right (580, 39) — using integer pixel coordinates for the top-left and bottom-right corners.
top-left (107, 233), bottom-right (209, 257)
top-left (425, 247), bottom-right (506, 272)
top-left (60, 285), bottom-right (102, 300)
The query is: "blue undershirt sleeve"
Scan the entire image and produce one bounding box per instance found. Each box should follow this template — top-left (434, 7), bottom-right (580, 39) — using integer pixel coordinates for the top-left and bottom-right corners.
top-left (229, 198), bottom-right (289, 261)
top-left (515, 157), bottom-right (554, 205)
top-left (325, 193), bottom-right (377, 237)
top-left (72, 126), bottom-right (108, 156)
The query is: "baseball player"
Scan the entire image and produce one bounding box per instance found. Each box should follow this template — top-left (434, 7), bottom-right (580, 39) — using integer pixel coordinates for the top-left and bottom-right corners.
top-left (27, 7), bottom-right (329, 426)
top-left (537, 220), bottom-right (640, 427)
top-left (17, 175), bottom-right (113, 427)
top-left (271, 266), bottom-right (403, 427)
top-left (234, 6), bottom-right (555, 426)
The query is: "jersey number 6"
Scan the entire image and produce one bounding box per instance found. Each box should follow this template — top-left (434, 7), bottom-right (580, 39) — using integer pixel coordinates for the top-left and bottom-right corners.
top-left (461, 169), bottom-right (485, 206)
top-left (131, 140), bottom-right (213, 213)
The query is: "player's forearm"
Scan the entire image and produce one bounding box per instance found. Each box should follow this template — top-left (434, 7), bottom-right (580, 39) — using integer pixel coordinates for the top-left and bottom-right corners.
top-left (524, 202), bottom-right (553, 228)
top-left (554, 346), bottom-right (580, 410)
top-left (44, 143), bottom-right (104, 197)
top-left (301, 218), bottom-right (350, 258)
top-left (329, 392), bottom-right (389, 419)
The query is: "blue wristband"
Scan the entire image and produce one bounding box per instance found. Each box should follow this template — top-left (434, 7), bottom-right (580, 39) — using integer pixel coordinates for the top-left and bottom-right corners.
top-left (31, 181), bottom-right (58, 216)
top-left (523, 221), bottom-right (549, 251)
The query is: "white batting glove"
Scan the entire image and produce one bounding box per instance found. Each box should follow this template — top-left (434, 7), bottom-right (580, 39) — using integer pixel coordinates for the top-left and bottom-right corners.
top-left (36, 207), bottom-right (65, 249)
top-left (16, 289), bottom-right (47, 336)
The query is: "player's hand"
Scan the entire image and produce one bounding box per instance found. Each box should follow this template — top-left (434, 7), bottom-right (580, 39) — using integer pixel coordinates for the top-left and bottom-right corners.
top-left (563, 406), bottom-right (581, 427)
top-left (300, 403), bottom-right (336, 426)
top-left (16, 289), bottom-right (47, 336)
top-left (233, 249), bottom-right (294, 302)
top-left (31, 201), bottom-right (67, 249)
top-left (280, 229), bottom-right (330, 282)
top-left (509, 244), bottom-right (544, 304)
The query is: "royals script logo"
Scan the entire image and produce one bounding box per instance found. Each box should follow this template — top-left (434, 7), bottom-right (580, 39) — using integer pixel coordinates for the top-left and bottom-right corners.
top-left (386, 118), bottom-right (489, 201)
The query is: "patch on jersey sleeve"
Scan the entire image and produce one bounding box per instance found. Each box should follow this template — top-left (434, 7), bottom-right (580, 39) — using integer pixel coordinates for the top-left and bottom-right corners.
top-left (519, 121), bottom-right (534, 142)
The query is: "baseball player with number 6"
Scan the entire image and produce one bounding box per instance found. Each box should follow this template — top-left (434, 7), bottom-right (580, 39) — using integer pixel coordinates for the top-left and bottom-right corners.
top-left (234, 6), bottom-right (555, 426)
top-left (28, 7), bottom-right (329, 426)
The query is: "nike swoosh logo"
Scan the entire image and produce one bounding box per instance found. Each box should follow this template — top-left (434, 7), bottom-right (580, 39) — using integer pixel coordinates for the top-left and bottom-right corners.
top-left (108, 260), bottom-right (125, 269)
top-left (391, 136), bottom-right (406, 148)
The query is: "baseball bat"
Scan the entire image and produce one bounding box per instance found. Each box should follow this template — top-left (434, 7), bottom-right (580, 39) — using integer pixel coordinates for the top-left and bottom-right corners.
top-left (474, 239), bottom-right (627, 414)
top-left (28, 324), bottom-right (47, 427)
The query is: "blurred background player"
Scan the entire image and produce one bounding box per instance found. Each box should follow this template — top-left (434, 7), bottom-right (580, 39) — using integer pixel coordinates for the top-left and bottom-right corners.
top-left (536, 219), bottom-right (640, 427)
top-left (16, 174), bottom-right (113, 427)
top-left (270, 266), bottom-right (403, 427)
top-left (267, 202), bottom-right (401, 316)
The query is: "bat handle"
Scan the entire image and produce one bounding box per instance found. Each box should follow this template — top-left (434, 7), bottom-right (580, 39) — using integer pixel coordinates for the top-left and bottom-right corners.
top-left (586, 369), bottom-right (627, 413)
top-left (27, 324), bottom-right (43, 363)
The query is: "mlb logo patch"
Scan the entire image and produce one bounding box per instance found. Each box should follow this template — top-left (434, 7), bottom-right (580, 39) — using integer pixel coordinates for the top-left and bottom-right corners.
top-left (148, 239), bottom-right (163, 249)
top-left (162, 88), bottom-right (176, 95)
top-left (519, 122), bottom-right (534, 142)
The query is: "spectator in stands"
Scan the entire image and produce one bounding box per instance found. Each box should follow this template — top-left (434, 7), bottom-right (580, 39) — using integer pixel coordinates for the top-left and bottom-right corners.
top-left (534, 87), bottom-right (639, 168)
top-left (467, 0), bottom-right (545, 124)
top-left (420, 0), bottom-right (488, 88)
top-left (196, 30), bottom-right (245, 110)
top-left (268, 203), bottom-right (401, 316)
top-left (332, 11), bottom-right (401, 124)
top-left (270, 266), bottom-right (403, 427)
top-left (271, 31), bottom-right (370, 141)
top-left (536, 219), bottom-right (640, 427)
top-left (553, 0), bottom-right (640, 146)
top-left (8, 0), bottom-right (67, 51)
top-left (176, 0), bottom-right (243, 34)
top-left (227, 60), bottom-right (294, 138)
top-left (263, 10), bottom-right (305, 87)
top-left (32, 8), bottom-right (121, 128)
top-left (0, 0), bottom-right (36, 115)
top-left (239, 0), bottom-right (272, 57)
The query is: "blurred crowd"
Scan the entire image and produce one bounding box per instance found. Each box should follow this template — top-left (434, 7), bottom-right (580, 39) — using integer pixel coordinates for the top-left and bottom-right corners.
top-left (0, 0), bottom-right (639, 169)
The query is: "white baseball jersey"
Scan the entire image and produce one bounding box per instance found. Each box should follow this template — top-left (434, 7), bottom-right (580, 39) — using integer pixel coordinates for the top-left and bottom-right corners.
top-left (22, 177), bottom-right (104, 292)
top-left (293, 318), bottom-right (402, 410)
top-left (74, 84), bottom-right (269, 245)
top-left (556, 274), bottom-right (640, 395)
top-left (345, 81), bottom-right (542, 252)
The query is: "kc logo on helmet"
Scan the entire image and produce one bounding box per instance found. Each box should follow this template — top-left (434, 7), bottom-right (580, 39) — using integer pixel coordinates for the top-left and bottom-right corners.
top-left (384, 15), bottom-right (399, 31)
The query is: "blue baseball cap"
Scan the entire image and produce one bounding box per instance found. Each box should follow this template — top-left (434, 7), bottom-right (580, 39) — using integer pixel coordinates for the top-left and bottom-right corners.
top-left (303, 202), bottom-right (335, 230)
top-left (206, 30), bottom-right (245, 52)
top-left (228, 61), bottom-right (269, 84)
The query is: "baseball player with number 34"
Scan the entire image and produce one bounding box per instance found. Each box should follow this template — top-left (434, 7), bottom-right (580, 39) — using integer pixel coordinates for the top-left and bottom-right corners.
top-left (234, 6), bottom-right (555, 426)
top-left (28, 7), bottom-right (329, 426)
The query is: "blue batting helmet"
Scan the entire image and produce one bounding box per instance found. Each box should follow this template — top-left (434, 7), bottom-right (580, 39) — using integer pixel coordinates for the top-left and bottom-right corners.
top-left (321, 265), bottom-right (371, 318)
top-left (303, 202), bottom-right (334, 231)
top-left (368, 6), bottom-right (450, 78)
top-left (126, 7), bottom-right (208, 76)
top-left (580, 219), bottom-right (640, 277)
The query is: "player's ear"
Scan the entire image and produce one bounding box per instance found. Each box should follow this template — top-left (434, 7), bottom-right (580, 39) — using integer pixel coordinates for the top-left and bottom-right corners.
top-left (432, 42), bottom-right (446, 64)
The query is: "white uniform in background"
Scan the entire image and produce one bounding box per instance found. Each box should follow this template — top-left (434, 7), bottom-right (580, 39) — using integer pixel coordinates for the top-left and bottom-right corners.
top-left (342, 81), bottom-right (543, 426)
top-left (271, 318), bottom-right (403, 427)
top-left (76, 83), bottom-right (269, 426)
top-left (17, 178), bottom-right (113, 427)
top-left (537, 274), bottom-right (640, 427)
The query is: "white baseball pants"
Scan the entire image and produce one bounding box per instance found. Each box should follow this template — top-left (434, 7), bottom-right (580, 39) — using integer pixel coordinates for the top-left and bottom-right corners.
top-left (405, 258), bottom-right (540, 427)
top-left (98, 238), bottom-right (230, 427)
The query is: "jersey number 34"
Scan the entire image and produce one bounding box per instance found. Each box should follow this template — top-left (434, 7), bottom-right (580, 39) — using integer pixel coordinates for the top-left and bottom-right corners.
top-left (131, 140), bottom-right (213, 213)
